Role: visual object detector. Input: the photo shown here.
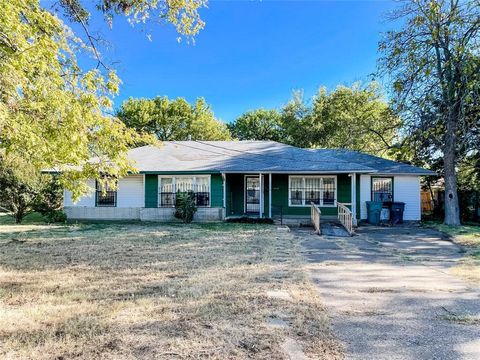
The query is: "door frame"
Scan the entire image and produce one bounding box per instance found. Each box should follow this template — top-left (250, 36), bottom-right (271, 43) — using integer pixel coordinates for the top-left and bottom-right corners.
top-left (244, 175), bottom-right (262, 214)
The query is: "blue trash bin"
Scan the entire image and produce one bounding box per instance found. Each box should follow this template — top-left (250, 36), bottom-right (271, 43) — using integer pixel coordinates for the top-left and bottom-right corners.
top-left (366, 201), bottom-right (383, 225)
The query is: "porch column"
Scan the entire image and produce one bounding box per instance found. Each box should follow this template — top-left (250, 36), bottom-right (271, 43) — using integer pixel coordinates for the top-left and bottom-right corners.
top-left (350, 173), bottom-right (357, 226)
top-left (259, 173), bottom-right (263, 218)
top-left (268, 173), bottom-right (272, 218)
top-left (222, 173), bottom-right (226, 219)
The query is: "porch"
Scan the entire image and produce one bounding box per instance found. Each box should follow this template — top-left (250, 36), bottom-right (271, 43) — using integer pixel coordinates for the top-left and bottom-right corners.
top-left (222, 173), bottom-right (360, 226)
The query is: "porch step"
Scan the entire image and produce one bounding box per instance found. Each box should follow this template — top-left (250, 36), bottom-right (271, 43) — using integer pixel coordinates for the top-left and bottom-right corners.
top-left (273, 215), bottom-right (339, 226)
top-left (320, 221), bottom-right (351, 237)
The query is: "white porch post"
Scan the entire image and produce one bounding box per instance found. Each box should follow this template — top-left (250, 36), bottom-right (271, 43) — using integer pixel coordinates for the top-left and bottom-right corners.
top-left (259, 173), bottom-right (263, 218)
top-left (351, 173), bottom-right (357, 226)
top-left (268, 173), bottom-right (272, 218)
top-left (222, 173), bottom-right (226, 219)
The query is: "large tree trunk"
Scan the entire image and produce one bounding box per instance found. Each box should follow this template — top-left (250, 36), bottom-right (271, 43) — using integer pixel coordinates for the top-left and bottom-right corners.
top-left (443, 113), bottom-right (461, 226)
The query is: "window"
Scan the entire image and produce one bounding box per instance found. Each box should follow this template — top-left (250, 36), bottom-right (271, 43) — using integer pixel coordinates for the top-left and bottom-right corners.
top-left (159, 176), bottom-right (211, 207)
top-left (371, 177), bottom-right (393, 202)
top-left (96, 180), bottom-right (117, 207)
top-left (288, 176), bottom-right (337, 206)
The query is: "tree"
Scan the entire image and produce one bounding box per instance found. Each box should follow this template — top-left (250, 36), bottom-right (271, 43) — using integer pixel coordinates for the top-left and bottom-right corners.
top-left (0, 153), bottom-right (65, 223)
top-left (379, 0), bottom-right (480, 225)
top-left (228, 109), bottom-right (284, 141)
top-left (0, 154), bottom-right (40, 223)
top-left (302, 84), bottom-right (401, 154)
top-left (279, 83), bottom-right (400, 154)
top-left (117, 96), bottom-right (231, 141)
top-left (0, 0), bottom-right (206, 199)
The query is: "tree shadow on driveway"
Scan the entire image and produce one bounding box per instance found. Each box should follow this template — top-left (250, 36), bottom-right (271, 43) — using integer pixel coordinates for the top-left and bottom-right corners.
top-left (297, 225), bottom-right (480, 360)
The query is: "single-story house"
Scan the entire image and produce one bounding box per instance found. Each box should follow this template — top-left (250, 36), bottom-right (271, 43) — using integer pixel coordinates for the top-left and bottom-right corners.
top-left (63, 141), bottom-right (435, 223)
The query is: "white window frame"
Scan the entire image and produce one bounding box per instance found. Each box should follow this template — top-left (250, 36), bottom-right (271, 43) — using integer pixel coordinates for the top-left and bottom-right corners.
top-left (158, 175), bottom-right (211, 208)
top-left (288, 175), bottom-right (337, 207)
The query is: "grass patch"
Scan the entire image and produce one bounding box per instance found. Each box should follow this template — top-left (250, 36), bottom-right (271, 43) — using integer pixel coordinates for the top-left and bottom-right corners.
top-left (424, 221), bottom-right (480, 285)
top-left (424, 221), bottom-right (480, 247)
top-left (0, 212), bottom-right (46, 226)
top-left (0, 221), bottom-right (342, 359)
top-left (442, 314), bottom-right (480, 326)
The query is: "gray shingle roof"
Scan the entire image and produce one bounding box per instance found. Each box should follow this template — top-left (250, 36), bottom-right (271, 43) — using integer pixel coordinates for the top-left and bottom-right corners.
top-left (126, 141), bottom-right (435, 175)
top-left (308, 149), bottom-right (436, 175)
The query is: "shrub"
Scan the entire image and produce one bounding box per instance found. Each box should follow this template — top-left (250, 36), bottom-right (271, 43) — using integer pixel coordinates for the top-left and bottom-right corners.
top-left (43, 210), bottom-right (67, 223)
top-left (33, 177), bottom-right (63, 216)
top-left (225, 216), bottom-right (274, 224)
top-left (174, 191), bottom-right (197, 223)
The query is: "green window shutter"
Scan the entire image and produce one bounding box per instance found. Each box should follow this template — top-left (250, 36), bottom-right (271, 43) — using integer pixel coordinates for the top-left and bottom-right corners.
top-left (210, 174), bottom-right (224, 208)
top-left (145, 174), bottom-right (158, 208)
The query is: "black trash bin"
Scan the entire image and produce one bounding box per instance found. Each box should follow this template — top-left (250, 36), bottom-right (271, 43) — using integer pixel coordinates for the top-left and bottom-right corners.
top-left (390, 202), bottom-right (405, 224)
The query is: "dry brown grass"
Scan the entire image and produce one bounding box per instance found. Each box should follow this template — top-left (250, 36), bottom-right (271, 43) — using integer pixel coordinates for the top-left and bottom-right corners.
top-left (0, 222), bottom-right (342, 359)
top-left (451, 258), bottom-right (480, 285)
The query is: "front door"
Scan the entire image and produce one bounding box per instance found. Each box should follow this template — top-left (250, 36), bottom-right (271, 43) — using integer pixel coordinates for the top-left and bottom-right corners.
top-left (245, 176), bottom-right (260, 213)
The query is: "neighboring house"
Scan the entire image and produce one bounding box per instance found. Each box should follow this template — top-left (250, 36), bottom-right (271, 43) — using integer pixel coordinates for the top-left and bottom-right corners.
top-left (62, 141), bottom-right (435, 223)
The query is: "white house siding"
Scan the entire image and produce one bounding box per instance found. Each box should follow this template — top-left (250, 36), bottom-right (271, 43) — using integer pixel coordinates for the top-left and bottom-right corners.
top-left (63, 175), bottom-right (144, 208)
top-left (64, 175), bottom-right (143, 220)
top-left (63, 179), bottom-right (96, 207)
top-left (359, 175), bottom-right (371, 220)
top-left (117, 175), bottom-right (144, 208)
top-left (63, 175), bottom-right (224, 221)
top-left (359, 175), bottom-right (421, 221)
top-left (393, 175), bottom-right (421, 221)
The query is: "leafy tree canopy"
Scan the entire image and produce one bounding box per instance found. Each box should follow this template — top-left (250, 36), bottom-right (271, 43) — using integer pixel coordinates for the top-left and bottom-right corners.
top-left (0, 153), bottom-right (61, 223)
top-left (228, 109), bottom-right (283, 141)
top-left (282, 83), bottom-right (401, 155)
top-left (117, 96), bottom-right (231, 141)
top-left (0, 0), bottom-right (206, 199)
top-left (229, 83), bottom-right (400, 156)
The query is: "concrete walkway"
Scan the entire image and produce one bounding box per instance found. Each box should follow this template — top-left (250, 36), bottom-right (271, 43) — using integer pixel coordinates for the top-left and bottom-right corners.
top-left (298, 225), bottom-right (480, 360)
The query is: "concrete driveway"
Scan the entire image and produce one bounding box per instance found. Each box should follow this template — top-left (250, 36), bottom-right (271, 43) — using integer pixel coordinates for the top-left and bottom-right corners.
top-left (299, 225), bottom-right (480, 360)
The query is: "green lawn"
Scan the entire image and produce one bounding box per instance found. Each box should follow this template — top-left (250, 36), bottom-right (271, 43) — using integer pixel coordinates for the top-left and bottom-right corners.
top-left (0, 220), bottom-right (342, 359)
top-left (0, 212), bottom-right (46, 225)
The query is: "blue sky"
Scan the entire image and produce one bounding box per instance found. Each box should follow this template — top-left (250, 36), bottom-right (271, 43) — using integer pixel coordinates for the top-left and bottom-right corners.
top-left (78, 0), bottom-right (397, 122)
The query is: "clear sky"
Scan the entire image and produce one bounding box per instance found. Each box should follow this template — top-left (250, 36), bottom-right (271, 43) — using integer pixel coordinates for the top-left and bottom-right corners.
top-left (78, 0), bottom-right (397, 122)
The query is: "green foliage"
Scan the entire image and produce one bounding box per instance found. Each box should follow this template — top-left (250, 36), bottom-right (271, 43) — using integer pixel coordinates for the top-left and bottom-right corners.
top-left (378, 0), bottom-right (480, 225)
top-left (32, 175), bottom-right (63, 216)
top-left (1, 0), bottom-right (206, 200)
top-left (458, 153), bottom-right (480, 195)
top-left (174, 191), bottom-right (197, 223)
top-left (43, 210), bottom-right (68, 224)
top-left (228, 109), bottom-right (284, 141)
top-left (0, 0), bottom-right (151, 200)
top-left (289, 83), bottom-right (401, 154)
top-left (0, 154), bottom-right (67, 223)
top-left (229, 83), bottom-right (400, 156)
top-left (98, 0), bottom-right (206, 40)
top-left (118, 97), bottom-right (231, 141)
top-left (0, 155), bottom-right (41, 223)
